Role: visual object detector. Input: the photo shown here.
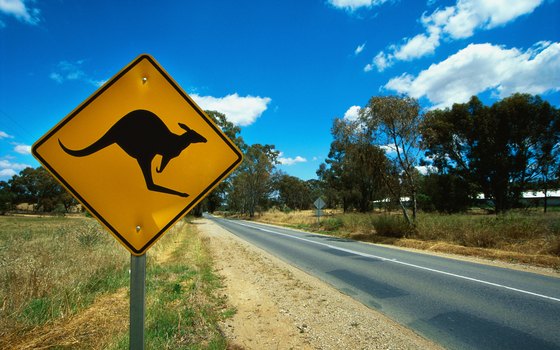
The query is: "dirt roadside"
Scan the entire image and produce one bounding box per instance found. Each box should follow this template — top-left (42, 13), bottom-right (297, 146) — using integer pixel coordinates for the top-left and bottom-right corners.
top-left (197, 218), bottom-right (441, 350)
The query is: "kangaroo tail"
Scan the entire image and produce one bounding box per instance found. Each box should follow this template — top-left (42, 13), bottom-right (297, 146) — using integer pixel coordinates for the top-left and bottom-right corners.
top-left (59, 133), bottom-right (114, 157)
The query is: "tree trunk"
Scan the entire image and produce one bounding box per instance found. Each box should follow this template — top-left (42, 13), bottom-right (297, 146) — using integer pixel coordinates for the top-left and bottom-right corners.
top-left (398, 198), bottom-right (412, 226)
top-left (411, 189), bottom-right (417, 222)
top-left (382, 174), bottom-right (413, 226)
top-left (543, 184), bottom-right (548, 214)
top-left (192, 203), bottom-right (203, 217)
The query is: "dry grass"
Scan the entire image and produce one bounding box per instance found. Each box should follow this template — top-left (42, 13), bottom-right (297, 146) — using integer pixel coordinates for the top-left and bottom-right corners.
top-left (414, 213), bottom-right (560, 255)
top-left (3, 288), bottom-right (128, 350)
top-left (252, 209), bottom-right (560, 270)
top-left (0, 216), bottom-right (231, 349)
top-left (254, 208), bottom-right (327, 227)
top-left (0, 216), bottom-right (128, 344)
top-left (0, 216), bottom-right (129, 349)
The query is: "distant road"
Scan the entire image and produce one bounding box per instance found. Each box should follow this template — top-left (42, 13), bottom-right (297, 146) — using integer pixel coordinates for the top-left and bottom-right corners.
top-left (208, 216), bottom-right (560, 350)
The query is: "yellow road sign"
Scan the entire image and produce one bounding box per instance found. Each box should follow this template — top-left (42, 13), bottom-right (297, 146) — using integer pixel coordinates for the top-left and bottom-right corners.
top-left (32, 54), bottom-right (242, 255)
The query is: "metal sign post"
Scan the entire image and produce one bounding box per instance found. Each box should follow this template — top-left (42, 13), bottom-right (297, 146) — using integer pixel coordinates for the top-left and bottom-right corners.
top-left (130, 254), bottom-right (146, 350)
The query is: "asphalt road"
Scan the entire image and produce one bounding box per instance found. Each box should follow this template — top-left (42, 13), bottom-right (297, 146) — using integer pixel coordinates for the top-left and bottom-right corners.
top-left (208, 216), bottom-right (560, 350)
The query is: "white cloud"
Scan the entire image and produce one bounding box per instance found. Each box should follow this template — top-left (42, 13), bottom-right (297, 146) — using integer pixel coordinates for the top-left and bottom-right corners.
top-left (371, 28), bottom-right (441, 72)
top-left (384, 41), bottom-right (560, 109)
top-left (0, 159), bottom-right (30, 178)
top-left (49, 72), bottom-right (63, 83)
top-left (0, 0), bottom-right (40, 25)
top-left (0, 168), bottom-right (17, 177)
top-left (431, 0), bottom-right (544, 40)
top-left (278, 152), bottom-right (307, 166)
top-left (50, 60), bottom-right (105, 87)
top-left (380, 143), bottom-right (403, 155)
top-left (0, 131), bottom-right (13, 139)
top-left (343, 105), bottom-right (361, 121)
top-left (393, 27), bottom-right (441, 61)
top-left (14, 144), bottom-right (31, 154)
top-left (369, 51), bottom-right (391, 72)
top-left (415, 165), bottom-right (437, 175)
top-left (328, 0), bottom-right (390, 11)
top-left (191, 93), bottom-right (271, 127)
top-left (355, 42), bottom-right (366, 55)
top-left (369, 0), bottom-right (545, 71)
top-left (91, 79), bottom-right (107, 87)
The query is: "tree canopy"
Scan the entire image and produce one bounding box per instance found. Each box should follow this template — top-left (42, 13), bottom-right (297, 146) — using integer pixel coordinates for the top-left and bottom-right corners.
top-left (422, 94), bottom-right (559, 213)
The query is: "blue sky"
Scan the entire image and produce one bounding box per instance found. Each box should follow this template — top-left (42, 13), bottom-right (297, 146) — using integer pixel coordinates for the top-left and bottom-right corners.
top-left (1, 0), bottom-right (559, 181)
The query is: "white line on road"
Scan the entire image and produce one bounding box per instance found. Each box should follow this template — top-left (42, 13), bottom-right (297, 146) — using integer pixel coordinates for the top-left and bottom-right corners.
top-left (234, 220), bottom-right (560, 303)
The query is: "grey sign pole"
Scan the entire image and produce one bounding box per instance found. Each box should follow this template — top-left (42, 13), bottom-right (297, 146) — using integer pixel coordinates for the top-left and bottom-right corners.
top-left (130, 253), bottom-right (146, 350)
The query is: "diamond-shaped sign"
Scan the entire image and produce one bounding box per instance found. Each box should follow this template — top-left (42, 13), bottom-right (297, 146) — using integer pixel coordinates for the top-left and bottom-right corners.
top-left (314, 197), bottom-right (325, 210)
top-left (32, 54), bottom-right (242, 255)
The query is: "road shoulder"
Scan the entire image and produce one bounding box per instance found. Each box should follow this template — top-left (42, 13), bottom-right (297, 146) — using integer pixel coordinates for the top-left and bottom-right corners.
top-left (197, 218), bottom-right (441, 349)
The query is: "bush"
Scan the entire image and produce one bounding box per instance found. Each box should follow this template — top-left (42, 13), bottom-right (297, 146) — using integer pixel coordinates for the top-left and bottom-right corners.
top-left (340, 213), bottom-right (373, 233)
top-left (457, 228), bottom-right (497, 248)
top-left (549, 236), bottom-right (560, 256)
top-left (320, 217), bottom-right (343, 231)
top-left (372, 215), bottom-right (412, 238)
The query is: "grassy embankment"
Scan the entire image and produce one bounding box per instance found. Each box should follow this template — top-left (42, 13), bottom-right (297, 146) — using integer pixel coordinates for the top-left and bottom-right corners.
top-left (0, 216), bottom-right (233, 349)
top-left (252, 209), bottom-right (560, 270)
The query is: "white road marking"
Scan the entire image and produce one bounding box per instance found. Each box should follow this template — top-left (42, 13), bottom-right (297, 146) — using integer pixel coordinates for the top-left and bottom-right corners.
top-left (234, 220), bottom-right (560, 303)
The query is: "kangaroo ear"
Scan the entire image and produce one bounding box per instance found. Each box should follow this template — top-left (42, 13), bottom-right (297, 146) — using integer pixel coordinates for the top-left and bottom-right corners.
top-left (178, 123), bottom-right (191, 132)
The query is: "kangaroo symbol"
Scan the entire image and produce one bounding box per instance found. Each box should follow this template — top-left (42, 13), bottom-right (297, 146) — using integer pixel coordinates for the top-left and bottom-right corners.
top-left (59, 109), bottom-right (207, 197)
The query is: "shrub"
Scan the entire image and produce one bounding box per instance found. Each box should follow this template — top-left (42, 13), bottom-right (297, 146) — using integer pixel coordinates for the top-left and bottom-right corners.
top-left (320, 217), bottom-right (343, 231)
top-left (549, 236), bottom-right (560, 256)
top-left (340, 213), bottom-right (372, 233)
top-left (372, 215), bottom-right (412, 238)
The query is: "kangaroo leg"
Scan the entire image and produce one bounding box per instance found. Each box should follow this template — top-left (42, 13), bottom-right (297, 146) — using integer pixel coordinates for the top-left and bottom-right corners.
top-left (137, 158), bottom-right (189, 198)
top-left (156, 156), bottom-right (171, 173)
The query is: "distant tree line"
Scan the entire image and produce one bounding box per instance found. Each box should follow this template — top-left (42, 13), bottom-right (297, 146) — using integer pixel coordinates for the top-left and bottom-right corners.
top-left (318, 93), bottom-right (560, 221)
top-left (203, 93), bottom-right (559, 220)
top-left (195, 111), bottom-right (322, 217)
top-left (2, 95), bottom-right (558, 219)
top-left (0, 167), bottom-right (77, 214)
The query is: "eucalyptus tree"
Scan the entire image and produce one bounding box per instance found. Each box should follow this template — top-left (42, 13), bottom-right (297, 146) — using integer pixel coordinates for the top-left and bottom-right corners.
top-left (318, 117), bottom-right (388, 213)
top-left (228, 144), bottom-right (279, 217)
top-left (422, 94), bottom-right (559, 213)
top-left (274, 172), bottom-right (312, 210)
top-left (360, 96), bottom-right (422, 224)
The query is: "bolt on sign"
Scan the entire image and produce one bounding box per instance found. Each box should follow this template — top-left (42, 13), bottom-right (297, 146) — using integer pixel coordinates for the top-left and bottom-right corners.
top-left (32, 54), bottom-right (243, 255)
